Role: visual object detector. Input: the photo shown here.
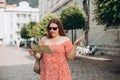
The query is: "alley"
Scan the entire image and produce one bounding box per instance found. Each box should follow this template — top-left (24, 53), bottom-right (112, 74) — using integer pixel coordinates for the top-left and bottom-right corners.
top-left (0, 46), bottom-right (120, 80)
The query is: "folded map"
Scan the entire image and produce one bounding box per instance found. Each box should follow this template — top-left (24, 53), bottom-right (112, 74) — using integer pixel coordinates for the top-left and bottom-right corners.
top-left (31, 44), bottom-right (53, 54)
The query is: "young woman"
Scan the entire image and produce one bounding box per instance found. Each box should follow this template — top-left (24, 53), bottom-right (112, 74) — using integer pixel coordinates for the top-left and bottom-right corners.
top-left (29, 18), bottom-right (85, 80)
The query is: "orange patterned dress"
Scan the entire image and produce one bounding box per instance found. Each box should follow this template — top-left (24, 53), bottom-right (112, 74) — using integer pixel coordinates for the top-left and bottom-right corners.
top-left (39, 36), bottom-right (73, 80)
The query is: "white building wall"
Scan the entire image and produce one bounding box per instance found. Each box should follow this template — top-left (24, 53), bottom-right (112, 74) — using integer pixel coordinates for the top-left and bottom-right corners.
top-left (0, 9), bottom-right (5, 45)
top-left (3, 1), bottom-right (39, 45)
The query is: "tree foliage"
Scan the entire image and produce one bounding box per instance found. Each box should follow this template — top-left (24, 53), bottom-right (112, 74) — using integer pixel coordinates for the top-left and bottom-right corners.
top-left (26, 22), bottom-right (41, 38)
top-left (93, 0), bottom-right (120, 29)
top-left (39, 13), bottom-right (59, 36)
top-left (20, 25), bottom-right (30, 39)
top-left (60, 5), bottom-right (86, 30)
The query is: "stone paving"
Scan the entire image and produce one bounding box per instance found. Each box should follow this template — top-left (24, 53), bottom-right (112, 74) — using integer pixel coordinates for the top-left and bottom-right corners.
top-left (69, 55), bottom-right (120, 80)
top-left (0, 46), bottom-right (120, 80)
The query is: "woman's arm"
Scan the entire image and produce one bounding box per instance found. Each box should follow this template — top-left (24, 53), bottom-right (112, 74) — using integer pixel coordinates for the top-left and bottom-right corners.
top-left (29, 37), bottom-right (45, 59)
top-left (67, 45), bottom-right (77, 60)
top-left (67, 35), bottom-right (85, 60)
top-left (29, 49), bottom-right (42, 59)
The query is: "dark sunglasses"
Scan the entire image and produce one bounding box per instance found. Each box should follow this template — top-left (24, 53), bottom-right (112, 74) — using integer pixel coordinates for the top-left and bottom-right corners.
top-left (47, 27), bottom-right (58, 30)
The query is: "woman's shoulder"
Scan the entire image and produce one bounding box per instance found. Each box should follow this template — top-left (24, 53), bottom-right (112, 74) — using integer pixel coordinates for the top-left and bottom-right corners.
top-left (61, 36), bottom-right (70, 41)
top-left (41, 36), bottom-right (48, 41)
top-left (60, 36), bottom-right (71, 44)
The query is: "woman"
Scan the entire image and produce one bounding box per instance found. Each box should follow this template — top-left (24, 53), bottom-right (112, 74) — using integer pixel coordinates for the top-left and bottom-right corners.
top-left (29, 18), bottom-right (85, 80)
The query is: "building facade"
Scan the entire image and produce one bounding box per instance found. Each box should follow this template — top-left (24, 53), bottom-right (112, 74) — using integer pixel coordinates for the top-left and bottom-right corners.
top-left (89, 0), bottom-right (120, 46)
top-left (0, 1), bottom-right (39, 46)
top-left (39, 0), bottom-right (120, 47)
top-left (39, 0), bottom-right (76, 18)
top-left (0, 0), bottom-right (6, 45)
top-left (38, 0), bottom-right (85, 40)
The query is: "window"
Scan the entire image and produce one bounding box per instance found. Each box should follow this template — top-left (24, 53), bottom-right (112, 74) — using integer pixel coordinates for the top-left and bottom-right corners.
top-left (16, 14), bottom-right (20, 21)
top-left (21, 14), bottom-right (26, 21)
top-left (17, 23), bottom-right (20, 29)
top-left (17, 14), bottom-right (20, 17)
top-left (28, 14), bottom-right (31, 20)
top-left (10, 34), bottom-right (13, 39)
top-left (10, 14), bottom-right (13, 19)
top-left (16, 32), bottom-right (20, 36)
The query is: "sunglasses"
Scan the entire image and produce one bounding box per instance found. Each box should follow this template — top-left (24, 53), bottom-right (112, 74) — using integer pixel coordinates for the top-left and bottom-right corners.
top-left (47, 27), bottom-right (58, 30)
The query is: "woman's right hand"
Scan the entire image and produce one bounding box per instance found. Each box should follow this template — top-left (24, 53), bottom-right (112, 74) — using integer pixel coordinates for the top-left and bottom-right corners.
top-left (29, 49), bottom-right (35, 56)
top-left (29, 49), bottom-right (42, 59)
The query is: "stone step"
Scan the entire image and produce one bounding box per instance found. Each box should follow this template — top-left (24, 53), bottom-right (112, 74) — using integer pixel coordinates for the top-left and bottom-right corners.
top-left (94, 45), bottom-right (120, 56)
top-left (97, 47), bottom-right (120, 55)
top-left (98, 47), bottom-right (120, 52)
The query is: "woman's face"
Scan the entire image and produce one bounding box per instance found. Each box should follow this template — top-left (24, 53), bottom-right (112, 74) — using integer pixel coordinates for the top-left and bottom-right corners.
top-left (48, 23), bottom-right (59, 38)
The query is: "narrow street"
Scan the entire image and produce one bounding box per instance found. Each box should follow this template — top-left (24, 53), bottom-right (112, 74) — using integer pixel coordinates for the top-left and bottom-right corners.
top-left (0, 46), bottom-right (39, 80)
top-left (0, 46), bottom-right (120, 80)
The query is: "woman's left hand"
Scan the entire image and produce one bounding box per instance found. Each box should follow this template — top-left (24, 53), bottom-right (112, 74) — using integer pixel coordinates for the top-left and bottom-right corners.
top-left (74, 35), bottom-right (85, 46)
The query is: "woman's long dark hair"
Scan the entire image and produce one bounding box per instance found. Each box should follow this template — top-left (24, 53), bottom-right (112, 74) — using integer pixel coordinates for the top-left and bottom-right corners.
top-left (46, 18), bottom-right (66, 38)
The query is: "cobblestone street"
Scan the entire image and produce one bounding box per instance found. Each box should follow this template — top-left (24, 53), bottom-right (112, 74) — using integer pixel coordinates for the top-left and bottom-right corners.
top-left (0, 46), bottom-right (120, 80)
top-left (69, 55), bottom-right (120, 80)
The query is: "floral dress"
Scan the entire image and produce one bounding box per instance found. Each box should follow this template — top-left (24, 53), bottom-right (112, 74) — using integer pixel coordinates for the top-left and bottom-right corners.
top-left (39, 36), bottom-right (73, 80)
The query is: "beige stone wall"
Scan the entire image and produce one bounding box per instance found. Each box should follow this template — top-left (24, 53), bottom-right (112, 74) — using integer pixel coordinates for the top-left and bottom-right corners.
top-left (39, 0), bottom-right (120, 47)
top-left (88, 0), bottom-right (120, 46)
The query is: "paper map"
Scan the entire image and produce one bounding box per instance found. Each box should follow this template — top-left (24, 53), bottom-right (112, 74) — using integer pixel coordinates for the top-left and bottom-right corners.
top-left (31, 44), bottom-right (53, 54)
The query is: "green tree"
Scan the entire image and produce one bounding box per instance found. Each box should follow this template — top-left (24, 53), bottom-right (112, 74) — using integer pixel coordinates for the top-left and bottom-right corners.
top-left (40, 13), bottom-right (59, 36)
top-left (93, 0), bottom-right (120, 45)
top-left (26, 22), bottom-right (41, 40)
top-left (93, 0), bottom-right (120, 29)
top-left (20, 25), bottom-right (30, 39)
top-left (60, 5), bottom-right (86, 42)
top-left (20, 25), bottom-right (31, 47)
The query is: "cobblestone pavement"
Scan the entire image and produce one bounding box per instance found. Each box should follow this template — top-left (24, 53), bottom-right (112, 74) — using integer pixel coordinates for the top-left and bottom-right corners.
top-left (69, 55), bottom-right (120, 80)
top-left (0, 46), bottom-right (120, 80)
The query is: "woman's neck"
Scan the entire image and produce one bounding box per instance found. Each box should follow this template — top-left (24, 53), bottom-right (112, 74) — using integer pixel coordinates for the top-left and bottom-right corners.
top-left (51, 35), bottom-right (60, 42)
